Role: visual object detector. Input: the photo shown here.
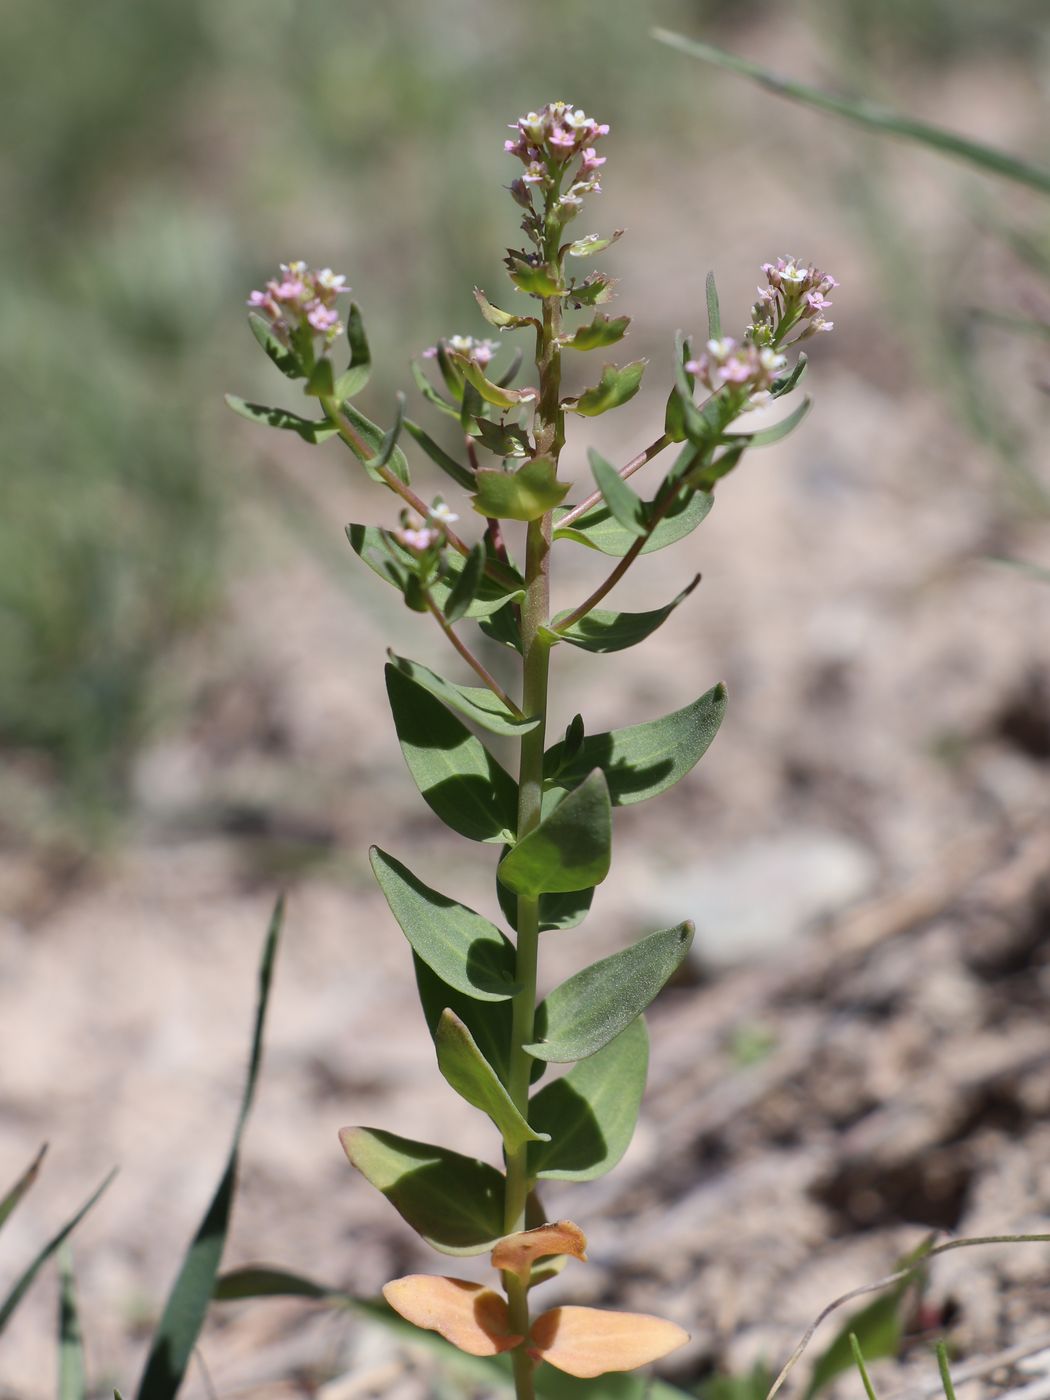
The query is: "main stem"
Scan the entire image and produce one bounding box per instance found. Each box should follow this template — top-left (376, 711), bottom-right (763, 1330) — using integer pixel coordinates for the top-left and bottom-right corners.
top-left (502, 227), bottom-right (564, 1400)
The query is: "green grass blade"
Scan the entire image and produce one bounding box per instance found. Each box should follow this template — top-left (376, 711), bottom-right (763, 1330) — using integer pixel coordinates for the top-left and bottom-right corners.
top-left (849, 1334), bottom-right (880, 1400)
top-left (0, 1144), bottom-right (47, 1233)
top-left (135, 896), bottom-right (284, 1400)
top-left (936, 1342), bottom-right (958, 1400)
top-left (58, 1245), bottom-right (86, 1400)
top-left (0, 1169), bottom-right (116, 1337)
top-left (653, 30), bottom-right (1050, 196)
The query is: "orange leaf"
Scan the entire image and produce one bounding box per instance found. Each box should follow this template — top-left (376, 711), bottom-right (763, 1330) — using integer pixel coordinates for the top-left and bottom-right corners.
top-left (491, 1220), bottom-right (588, 1279)
top-left (382, 1274), bottom-right (523, 1357)
top-left (530, 1305), bottom-right (689, 1378)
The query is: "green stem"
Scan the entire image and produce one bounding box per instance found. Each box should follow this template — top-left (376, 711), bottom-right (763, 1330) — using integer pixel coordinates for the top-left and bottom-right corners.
top-left (501, 207), bottom-right (565, 1400)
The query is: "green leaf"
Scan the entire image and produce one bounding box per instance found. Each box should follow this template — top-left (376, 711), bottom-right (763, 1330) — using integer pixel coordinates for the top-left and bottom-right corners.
top-left (472, 457), bottom-right (570, 522)
top-left (435, 342), bottom-right (466, 401)
top-left (497, 873), bottom-right (595, 935)
top-left (567, 360), bottom-right (647, 416)
top-left (566, 231), bottom-right (624, 258)
top-left (525, 923), bottom-right (694, 1063)
top-left (386, 654), bottom-right (538, 737)
top-left (135, 897), bottom-right (283, 1400)
top-left (347, 525), bottom-right (523, 619)
top-left (706, 270), bottom-right (722, 341)
top-left (215, 1266), bottom-right (346, 1303)
top-left (772, 352), bottom-right (807, 398)
top-left (452, 353), bottom-right (538, 410)
top-left (475, 287), bottom-right (536, 329)
top-left (224, 395), bottom-right (339, 443)
top-left (384, 665), bottom-right (518, 843)
top-left (568, 273), bottom-right (617, 306)
top-left (529, 1017), bottom-right (648, 1180)
top-left (339, 403), bottom-right (411, 484)
top-left (554, 490), bottom-right (712, 557)
top-left (58, 1246), bottom-right (86, 1400)
top-left (339, 1128), bottom-right (505, 1255)
top-left (415, 957), bottom-right (510, 1088)
top-left (0, 1170), bottom-right (115, 1338)
top-left (589, 449), bottom-right (648, 538)
top-left (363, 391), bottom-right (406, 472)
top-left (478, 605), bottom-right (523, 653)
top-left (335, 301), bottom-right (372, 398)
top-left (436, 1011), bottom-right (548, 1150)
top-left (412, 358), bottom-right (460, 419)
top-left (725, 396), bottom-right (811, 447)
top-left (402, 418), bottom-right (476, 490)
top-left (560, 314), bottom-right (631, 352)
top-left (248, 312), bottom-right (302, 379)
top-left (370, 848), bottom-right (518, 1000)
top-left (664, 332), bottom-right (696, 443)
top-left (474, 416), bottom-right (531, 459)
top-left (509, 265), bottom-right (563, 297)
top-left (653, 30), bottom-right (1050, 196)
top-left (545, 684), bottom-right (727, 806)
top-left (0, 1144), bottom-right (45, 1233)
top-left (304, 354), bottom-right (336, 398)
top-left (442, 542), bottom-right (487, 624)
top-left (549, 576), bottom-right (700, 653)
top-left (497, 771), bottom-right (611, 898)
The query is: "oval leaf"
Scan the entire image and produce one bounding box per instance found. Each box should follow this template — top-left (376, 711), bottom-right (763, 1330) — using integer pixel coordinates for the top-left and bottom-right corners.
top-left (498, 771), bottom-right (611, 898)
top-left (526, 923), bottom-right (694, 1063)
top-left (554, 490), bottom-right (713, 557)
top-left (544, 684), bottom-right (727, 806)
top-left (436, 1011), bottom-right (547, 1151)
top-left (561, 314), bottom-right (631, 352)
top-left (339, 403), bottom-right (411, 485)
top-left (530, 1306), bottom-right (689, 1378)
top-left (224, 395), bottom-right (338, 443)
top-left (528, 1017), bottom-right (649, 1181)
top-left (387, 654), bottom-right (539, 737)
top-left (340, 1129), bottom-right (505, 1255)
top-left (385, 666), bottom-right (518, 843)
top-left (472, 458), bottom-right (570, 523)
top-left (370, 848), bottom-right (518, 1000)
top-left (248, 312), bottom-right (302, 379)
top-left (414, 957), bottom-right (547, 1090)
top-left (550, 577), bottom-right (700, 653)
top-left (384, 1275), bottom-right (521, 1356)
top-left (567, 360), bottom-right (646, 417)
top-left (452, 352), bottom-right (538, 410)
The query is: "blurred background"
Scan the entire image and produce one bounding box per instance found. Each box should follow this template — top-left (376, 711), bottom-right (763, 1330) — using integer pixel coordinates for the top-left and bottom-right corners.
top-left (1, 1), bottom-right (1048, 1396)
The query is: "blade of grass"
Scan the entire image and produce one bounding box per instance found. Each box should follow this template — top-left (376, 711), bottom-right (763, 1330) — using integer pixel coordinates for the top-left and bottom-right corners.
top-left (849, 1334), bottom-right (880, 1400)
top-left (0, 1169), bottom-right (116, 1336)
top-left (0, 1144), bottom-right (47, 1232)
top-left (135, 896), bottom-right (284, 1400)
top-left (58, 1245), bottom-right (86, 1400)
top-left (936, 1342), bottom-right (958, 1400)
top-left (652, 30), bottom-right (1050, 196)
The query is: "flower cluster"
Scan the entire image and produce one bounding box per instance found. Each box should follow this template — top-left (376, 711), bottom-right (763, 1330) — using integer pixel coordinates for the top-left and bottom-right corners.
top-left (749, 257), bottom-right (837, 345)
top-left (247, 261), bottom-right (349, 347)
top-left (686, 337), bottom-right (788, 400)
top-left (505, 101), bottom-right (609, 216)
top-left (423, 335), bottom-right (500, 369)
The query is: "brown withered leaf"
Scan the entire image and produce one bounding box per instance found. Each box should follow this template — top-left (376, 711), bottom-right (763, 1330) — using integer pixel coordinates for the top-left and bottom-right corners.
top-left (530, 1305), bottom-right (689, 1378)
top-left (382, 1274), bottom-right (523, 1357)
top-left (491, 1220), bottom-right (588, 1280)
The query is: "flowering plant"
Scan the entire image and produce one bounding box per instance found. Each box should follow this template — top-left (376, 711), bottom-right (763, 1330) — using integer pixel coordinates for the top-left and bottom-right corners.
top-left (229, 100), bottom-right (835, 1397)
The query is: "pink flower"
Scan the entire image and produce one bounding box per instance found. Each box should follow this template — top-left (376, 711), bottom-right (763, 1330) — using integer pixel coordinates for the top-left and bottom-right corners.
top-left (398, 527), bottom-right (438, 552)
top-left (306, 302), bottom-right (340, 332)
top-left (580, 147), bottom-right (606, 173)
top-left (274, 279), bottom-right (306, 302)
